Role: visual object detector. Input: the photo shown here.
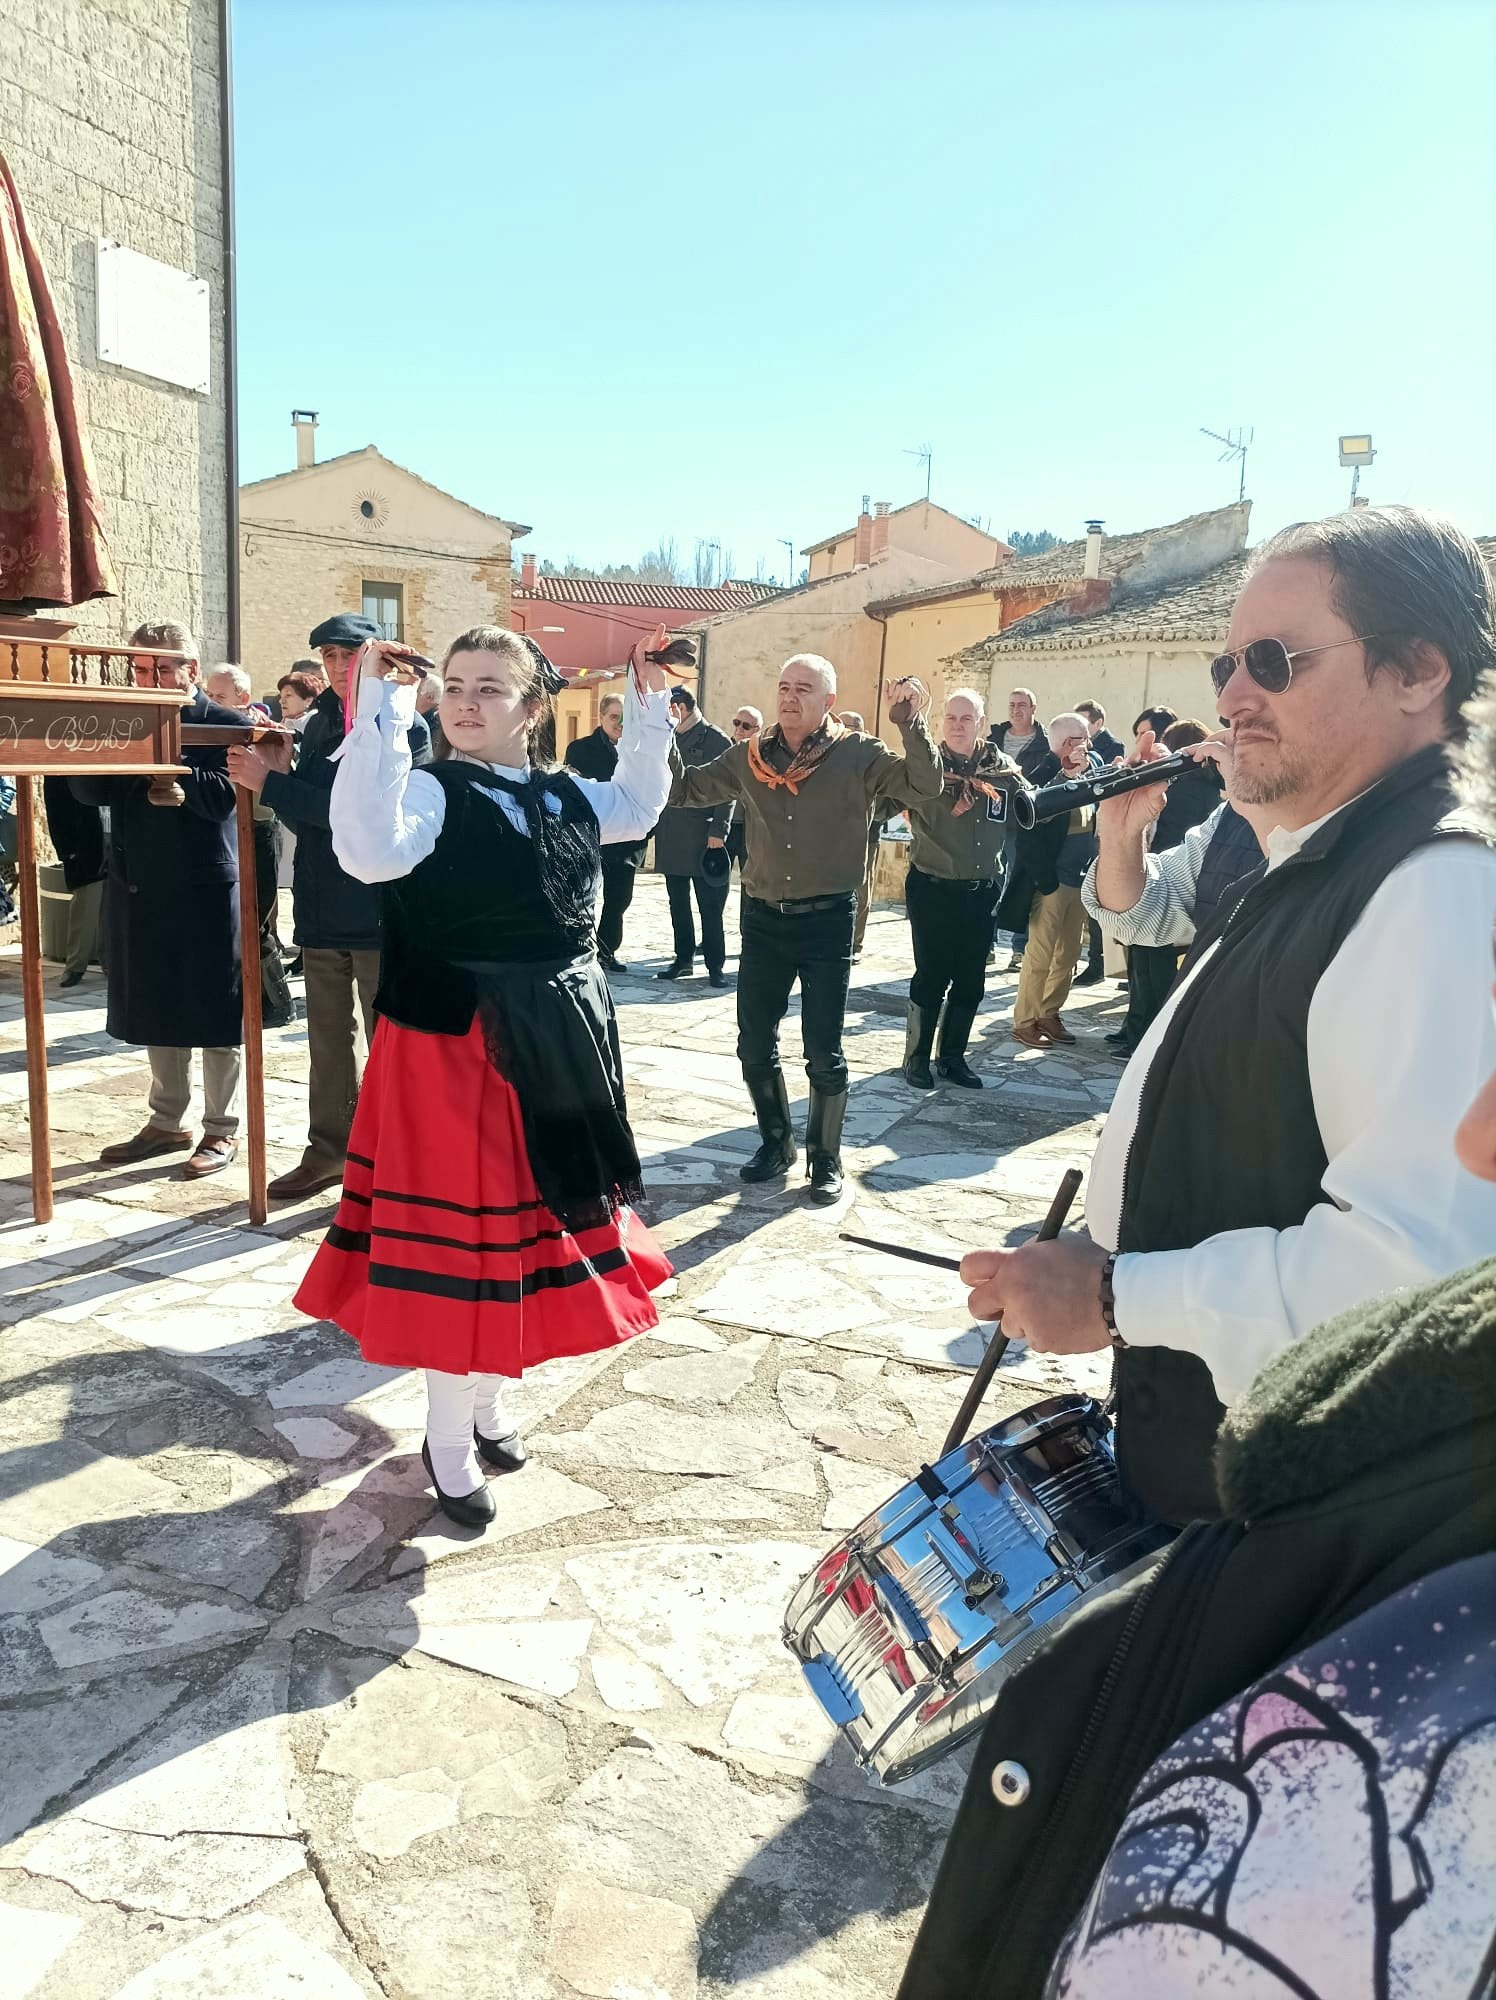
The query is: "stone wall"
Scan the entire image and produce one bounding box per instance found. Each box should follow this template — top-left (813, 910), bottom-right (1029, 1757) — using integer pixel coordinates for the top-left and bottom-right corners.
top-left (0, 0), bottom-right (229, 655)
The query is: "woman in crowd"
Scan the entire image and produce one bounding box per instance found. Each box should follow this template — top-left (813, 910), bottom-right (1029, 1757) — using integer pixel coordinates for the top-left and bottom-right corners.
top-left (293, 625), bottom-right (677, 1528)
top-left (902, 687), bottom-right (1023, 1089)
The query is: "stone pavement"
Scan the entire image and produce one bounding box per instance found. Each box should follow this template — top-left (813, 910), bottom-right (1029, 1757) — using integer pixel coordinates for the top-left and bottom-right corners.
top-left (0, 877), bottom-right (1125, 2000)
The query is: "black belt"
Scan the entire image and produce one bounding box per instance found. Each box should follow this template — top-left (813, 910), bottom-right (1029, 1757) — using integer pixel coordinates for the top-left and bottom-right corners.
top-left (912, 871), bottom-right (1000, 892)
top-left (746, 892), bottom-right (856, 917)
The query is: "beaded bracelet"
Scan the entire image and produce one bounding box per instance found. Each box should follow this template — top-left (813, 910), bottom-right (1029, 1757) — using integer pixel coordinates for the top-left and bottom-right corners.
top-left (1099, 1252), bottom-right (1126, 1349)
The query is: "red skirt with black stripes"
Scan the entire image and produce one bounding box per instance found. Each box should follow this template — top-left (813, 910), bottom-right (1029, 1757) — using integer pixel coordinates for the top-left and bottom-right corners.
top-left (292, 1016), bottom-right (673, 1376)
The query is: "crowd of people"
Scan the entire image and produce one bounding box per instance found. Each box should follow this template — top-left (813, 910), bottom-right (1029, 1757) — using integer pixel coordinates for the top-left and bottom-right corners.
top-left (35, 502), bottom-right (1496, 1992)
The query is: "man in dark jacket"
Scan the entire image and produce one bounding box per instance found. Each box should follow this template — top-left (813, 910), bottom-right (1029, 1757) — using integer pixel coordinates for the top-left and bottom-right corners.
top-left (898, 670), bottom-right (1496, 1999)
top-left (653, 686), bottom-right (733, 986)
top-left (990, 689), bottom-right (1061, 966)
top-left (42, 775), bottom-right (105, 989)
top-left (565, 690), bottom-right (645, 972)
top-left (78, 621), bottom-right (246, 1179)
top-left (228, 613), bottom-right (429, 1200)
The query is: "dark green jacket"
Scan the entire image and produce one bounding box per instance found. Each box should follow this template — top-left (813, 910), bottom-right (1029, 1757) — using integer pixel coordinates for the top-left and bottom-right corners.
top-left (898, 1257), bottom-right (1496, 2000)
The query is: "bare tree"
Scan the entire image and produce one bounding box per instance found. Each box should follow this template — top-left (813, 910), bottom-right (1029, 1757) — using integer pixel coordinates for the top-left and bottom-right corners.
top-left (635, 536), bottom-right (686, 585)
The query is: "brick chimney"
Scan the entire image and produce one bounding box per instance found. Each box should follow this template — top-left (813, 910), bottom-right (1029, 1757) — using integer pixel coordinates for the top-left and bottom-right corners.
top-left (1083, 519), bottom-right (1104, 580)
top-left (292, 409), bottom-right (318, 470)
top-left (853, 494), bottom-right (874, 568)
top-left (520, 553), bottom-right (537, 590)
top-left (870, 500), bottom-right (891, 559)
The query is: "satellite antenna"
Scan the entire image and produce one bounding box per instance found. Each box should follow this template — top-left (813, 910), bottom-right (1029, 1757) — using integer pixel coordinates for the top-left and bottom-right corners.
top-left (904, 443), bottom-right (933, 501)
top-left (1200, 426), bottom-right (1253, 503)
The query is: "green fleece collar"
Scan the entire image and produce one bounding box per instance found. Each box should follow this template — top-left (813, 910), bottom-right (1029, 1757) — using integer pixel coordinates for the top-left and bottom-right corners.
top-left (1215, 1258), bottom-right (1496, 1521)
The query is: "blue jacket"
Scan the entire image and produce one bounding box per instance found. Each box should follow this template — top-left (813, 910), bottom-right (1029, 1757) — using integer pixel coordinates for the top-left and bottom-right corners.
top-left (262, 684), bottom-right (430, 950)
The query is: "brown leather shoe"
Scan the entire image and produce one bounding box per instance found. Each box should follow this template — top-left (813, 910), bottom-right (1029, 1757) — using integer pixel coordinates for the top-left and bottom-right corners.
top-left (99, 1124), bottom-right (194, 1165)
top-left (1011, 1022), bottom-right (1052, 1049)
top-left (1039, 1013), bottom-right (1075, 1044)
top-left (183, 1135), bottom-right (237, 1178)
top-left (267, 1161), bottom-right (346, 1202)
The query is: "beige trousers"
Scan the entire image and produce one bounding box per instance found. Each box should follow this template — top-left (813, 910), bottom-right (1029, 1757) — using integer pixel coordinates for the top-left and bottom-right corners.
top-left (1014, 886), bottom-right (1086, 1026)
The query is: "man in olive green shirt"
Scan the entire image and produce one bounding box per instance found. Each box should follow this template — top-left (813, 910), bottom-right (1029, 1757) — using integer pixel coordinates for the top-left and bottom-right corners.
top-left (668, 654), bottom-right (937, 1202)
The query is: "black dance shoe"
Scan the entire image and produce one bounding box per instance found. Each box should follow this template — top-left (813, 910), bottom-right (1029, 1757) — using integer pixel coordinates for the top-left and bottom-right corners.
top-left (655, 960), bottom-right (693, 980)
top-left (474, 1427), bottom-right (528, 1475)
top-left (421, 1439), bottom-right (497, 1528)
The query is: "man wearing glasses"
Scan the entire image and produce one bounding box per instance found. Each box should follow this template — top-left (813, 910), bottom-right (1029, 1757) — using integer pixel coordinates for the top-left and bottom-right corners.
top-left (723, 705), bottom-right (762, 875)
top-left (958, 505), bottom-right (1496, 1523)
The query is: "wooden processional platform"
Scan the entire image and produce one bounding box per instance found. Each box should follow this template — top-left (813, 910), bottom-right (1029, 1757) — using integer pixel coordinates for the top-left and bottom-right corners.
top-left (2, 618), bottom-right (282, 1225)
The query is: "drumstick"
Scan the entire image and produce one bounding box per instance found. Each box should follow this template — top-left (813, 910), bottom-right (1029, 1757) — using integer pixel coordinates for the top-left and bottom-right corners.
top-left (939, 1166), bottom-right (1084, 1456)
top-left (838, 1233), bottom-right (963, 1273)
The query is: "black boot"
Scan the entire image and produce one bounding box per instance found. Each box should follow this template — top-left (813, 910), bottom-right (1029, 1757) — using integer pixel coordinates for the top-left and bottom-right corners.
top-left (934, 1003), bottom-right (983, 1088)
top-left (805, 1085), bottom-right (848, 1204)
top-left (902, 1003), bottom-right (937, 1090)
top-left (740, 1066), bottom-right (797, 1182)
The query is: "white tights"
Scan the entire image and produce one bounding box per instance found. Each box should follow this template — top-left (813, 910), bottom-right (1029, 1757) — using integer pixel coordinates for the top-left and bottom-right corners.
top-left (423, 1370), bottom-right (515, 1497)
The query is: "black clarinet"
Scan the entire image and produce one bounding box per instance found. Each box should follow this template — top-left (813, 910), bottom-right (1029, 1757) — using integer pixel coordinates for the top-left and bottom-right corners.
top-left (1011, 753), bottom-right (1196, 829)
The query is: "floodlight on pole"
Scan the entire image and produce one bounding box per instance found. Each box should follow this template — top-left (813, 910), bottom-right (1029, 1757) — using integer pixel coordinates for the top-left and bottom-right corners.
top-left (780, 538), bottom-right (796, 587)
top-left (1339, 434), bottom-right (1375, 506)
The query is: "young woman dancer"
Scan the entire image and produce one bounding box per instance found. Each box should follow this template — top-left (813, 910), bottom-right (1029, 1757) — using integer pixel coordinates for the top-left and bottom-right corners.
top-left (292, 626), bottom-right (677, 1527)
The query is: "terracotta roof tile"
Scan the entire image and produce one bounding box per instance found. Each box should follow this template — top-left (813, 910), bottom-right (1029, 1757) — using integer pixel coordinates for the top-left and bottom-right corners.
top-left (967, 553), bottom-right (1251, 662)
top-left (513, 578), bottom-right (780, 611)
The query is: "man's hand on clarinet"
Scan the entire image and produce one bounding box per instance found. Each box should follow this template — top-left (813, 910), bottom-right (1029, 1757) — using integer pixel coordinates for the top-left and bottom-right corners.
top-left (960, 1234), bottom-right (1112, 1353)
top-left (887, 676), bottom-right (931, 725)
top-left (1095, 724), bottom-right (1170, 841)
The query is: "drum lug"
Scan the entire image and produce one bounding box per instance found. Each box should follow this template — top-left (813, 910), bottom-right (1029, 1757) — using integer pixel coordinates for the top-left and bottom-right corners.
top-left (964, 1568), bottom-right (1005, 1605)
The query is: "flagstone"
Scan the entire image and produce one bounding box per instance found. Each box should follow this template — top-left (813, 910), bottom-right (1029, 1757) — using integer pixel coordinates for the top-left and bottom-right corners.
top-left (37, 1585), bottom-right (266, 1670)
top-left (589, 1650), bottom-right (666, 1713)
top-left (692, 1257), bottom-right (885, 1339)
top-left (340, 1867), bottom-right (537, 2000)
top-left (0, 1534), bottom-right (104, 1615)
top-left (776, 1368), bottom-right (841, 1433)
top-left (0, 1670), bottom-right (186, 1843)
top-left (547, 1873), bottom-right (699, 2000)
top-left (12, 1817), bottom-right (304, 1921)
top-left (820, 1457), bottom-right (900, 1532)
top-left (723, 1688), bottom-right (839, 1766)
top-left (1, 1902), bottom-right (84, 2000)
top-left (0, 1438), bottom-right (184, 1540)
top-left (306, 1499), bottom-right (388, 1594)
top-left (351, 1768), bottom-right (460, 1857)
top-left (273, 1416), bottom-right (358, 1460)
top-left (630, 1483), bottom-right (793, 1525)
top-left (120, 1507), bottom-right (288, 1600)
top-left (389, 1464), bottom-right (610, 1575)
top-left (268, 1356), bottom-right (404, 1409)
top-left (415, 1617), bottom-right (594, 1697)
top-left (646, 1316), bottom-right (729, 1351)
top-left (564, 1541), bottom-right (819, 1708)
top-left (536, 1401), bottom-right (785, 1477)
top-left (622, 1336), bottom-right (767, 1407)
top-left (110, 1913), bottom-right (368, 2000)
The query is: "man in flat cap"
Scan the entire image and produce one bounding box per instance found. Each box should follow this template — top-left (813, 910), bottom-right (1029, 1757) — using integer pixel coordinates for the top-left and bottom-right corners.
top-left (229, 613), bottom-right (430, 1200)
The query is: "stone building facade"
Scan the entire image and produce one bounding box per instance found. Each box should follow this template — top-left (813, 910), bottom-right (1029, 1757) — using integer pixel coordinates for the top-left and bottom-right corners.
top-left (0, 0), bottom-right (230, 653)
top-left (239, 428), bottom-right (527, 692)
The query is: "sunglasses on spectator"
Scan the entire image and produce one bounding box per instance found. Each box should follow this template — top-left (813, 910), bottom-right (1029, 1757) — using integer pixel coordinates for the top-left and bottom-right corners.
top-left (731, 717), bottom-right (756, 731)
top-left (1209, 634), bottom-right (1378, 697)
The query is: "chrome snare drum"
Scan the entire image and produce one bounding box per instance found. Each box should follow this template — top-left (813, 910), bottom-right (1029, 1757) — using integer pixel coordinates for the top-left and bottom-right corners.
top-left (783, 1395), bottom-right (1174, 1783)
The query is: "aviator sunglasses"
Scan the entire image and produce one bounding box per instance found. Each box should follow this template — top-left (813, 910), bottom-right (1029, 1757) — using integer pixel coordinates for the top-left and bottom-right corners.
top-left (1209, 633), bottom-right (1378, 698)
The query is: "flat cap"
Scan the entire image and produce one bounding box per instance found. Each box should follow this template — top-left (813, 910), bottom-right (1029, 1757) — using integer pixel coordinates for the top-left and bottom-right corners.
top-left (309, 614), bottom-right (380, 650)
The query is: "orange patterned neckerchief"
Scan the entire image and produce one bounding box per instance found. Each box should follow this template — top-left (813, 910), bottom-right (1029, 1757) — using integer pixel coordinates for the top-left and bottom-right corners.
top-left (942, 740), bottom-right (1022, 816)
top-left (746, 718), bottom-right (845, 795)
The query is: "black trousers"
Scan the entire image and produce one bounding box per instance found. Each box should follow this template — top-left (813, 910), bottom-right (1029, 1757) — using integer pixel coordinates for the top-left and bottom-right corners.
top-left (1123, 942), bottom-right (1184, 1043)
top-left (666, 872), bottom-right (728, 973)
top-left (737, 892), bottom-right (855, 1094)
top-left (598, 856), bottom-right (637, 958)
top-left (906, 866), bottom-right (1001, 1014)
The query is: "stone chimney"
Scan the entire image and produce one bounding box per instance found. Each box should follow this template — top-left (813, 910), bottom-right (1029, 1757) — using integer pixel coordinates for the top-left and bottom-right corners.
top-left (870, 500), bottom-right (891, 559)
top-left (853, 494), bottom-right (874, 568)
top-left (292, 409), bottom-right (318, 470)
top-left (1083, 519), bottom-right (1105, 580)
top-left (520, 553), bottom-right (537, 590)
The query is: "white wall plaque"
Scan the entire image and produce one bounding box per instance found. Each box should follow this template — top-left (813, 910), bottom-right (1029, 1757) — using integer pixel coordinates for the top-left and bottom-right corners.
top-left (95, 238), bottom-right (212, 396)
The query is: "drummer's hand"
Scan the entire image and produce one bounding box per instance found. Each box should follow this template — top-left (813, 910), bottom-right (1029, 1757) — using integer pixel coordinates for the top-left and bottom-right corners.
top-left (1095, 725), bottom-right (1169, 842)
top-left (960, 1234), bottom-right (1112, 1353)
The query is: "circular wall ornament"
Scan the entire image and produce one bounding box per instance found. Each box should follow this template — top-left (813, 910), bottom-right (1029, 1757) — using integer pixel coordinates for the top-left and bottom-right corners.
top-left (354, 490), bottom-right (389, 530)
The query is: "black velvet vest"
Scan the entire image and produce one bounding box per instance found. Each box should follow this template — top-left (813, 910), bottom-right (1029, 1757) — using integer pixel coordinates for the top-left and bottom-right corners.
top-left (374, 762), bottom-right (600, 1036)
top-left (1113, 743), bottom-right (1483, 1524)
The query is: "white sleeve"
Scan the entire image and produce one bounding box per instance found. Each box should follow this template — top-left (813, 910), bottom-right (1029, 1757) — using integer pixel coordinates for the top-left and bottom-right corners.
top-left (329, 674), bottom-right (448, 882)
top-left (1081, 806), bottom-right (1223, 947)
top-left (1112, 841), bottom-right (1496, 1405)
top-left (566, 676), bottom-right (675, 843)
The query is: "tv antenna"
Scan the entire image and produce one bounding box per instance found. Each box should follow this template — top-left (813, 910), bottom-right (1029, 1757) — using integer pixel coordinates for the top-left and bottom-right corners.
top-left (904, 443), bottom-right (933, 501)
top-left (1200, 426), bottom-right (1253, 503)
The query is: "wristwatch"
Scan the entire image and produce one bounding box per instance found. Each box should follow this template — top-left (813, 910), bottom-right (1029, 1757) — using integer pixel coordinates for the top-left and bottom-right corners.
top-left (1099, 1253), bottom-right (1127, 1349)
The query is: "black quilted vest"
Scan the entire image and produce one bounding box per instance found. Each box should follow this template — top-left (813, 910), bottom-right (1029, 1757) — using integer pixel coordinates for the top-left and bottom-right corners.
top-left (1113, 743), bottom-right (1480, 1523)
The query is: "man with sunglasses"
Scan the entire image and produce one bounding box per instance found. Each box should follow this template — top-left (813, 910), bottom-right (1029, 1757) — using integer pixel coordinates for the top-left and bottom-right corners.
top-left (959, 504), bottom-right (1496, 1524)
top-left (723, 705), bottom-right (761, 874)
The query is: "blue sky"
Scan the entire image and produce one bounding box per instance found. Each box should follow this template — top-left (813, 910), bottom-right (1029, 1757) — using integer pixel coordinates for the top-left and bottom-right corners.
top-left (234, 0), bottom-right (1496, 583)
